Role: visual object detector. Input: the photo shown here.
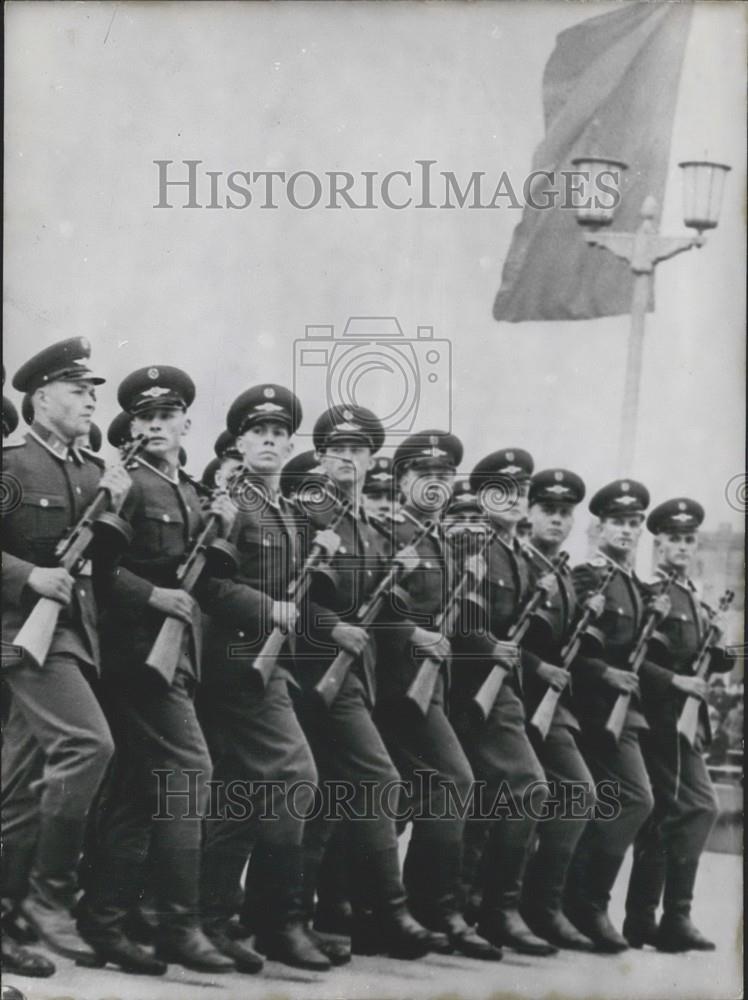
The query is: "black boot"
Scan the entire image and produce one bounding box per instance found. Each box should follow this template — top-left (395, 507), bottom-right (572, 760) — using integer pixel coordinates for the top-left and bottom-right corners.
top-left (656, 857), bottom-right (715, 952)
top-left (203, 919), bottom-right (264, 973)
top-left (477, 834), bottom-right (558, 956)
top-left (522, 840), bottom-right (593, 951)
top-left (200, 846), bottom-right (262, 971)
top-left (252, 843), bottom-right (331, 971)
top-left (565, 848), bottom-right (628, 953)
top-left (20, 815), bottom-right (97, 962)
top-left (460, 819), bottom-right (490, 925)
top-left (1, 935), bottom-right (56, 978)
top-left (314, 823), bottom-right (353, 935)
top-left (623, 840), bottom-right (666, 949)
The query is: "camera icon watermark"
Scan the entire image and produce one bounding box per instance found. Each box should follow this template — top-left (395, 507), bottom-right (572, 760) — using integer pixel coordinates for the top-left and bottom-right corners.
top-left (293, 317), bottom-right (452, 439)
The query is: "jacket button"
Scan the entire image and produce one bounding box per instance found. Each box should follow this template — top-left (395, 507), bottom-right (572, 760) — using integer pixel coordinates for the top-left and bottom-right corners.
top-left (162, 514), bottom-right (170, 522)
top-left (79, 588), bottom-right (86, 597)
top-left (75, 486), bottom-right (82, 495)
top-left (238, 630), bottom-right (245, 638)
top-left (40, 498), bottom-right (49, 507)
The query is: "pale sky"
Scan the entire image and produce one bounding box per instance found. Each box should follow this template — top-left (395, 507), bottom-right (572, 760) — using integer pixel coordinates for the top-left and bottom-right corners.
top-left (4, 0), bottom-right (745, 563)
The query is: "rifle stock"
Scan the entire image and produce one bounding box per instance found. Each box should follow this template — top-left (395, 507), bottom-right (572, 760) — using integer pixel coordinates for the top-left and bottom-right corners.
top-left (248, 628), bottom-right (289, 692)
top-left (604, 691), bottom-right (631, 741)
top-left (12, 598), bottom-right (62, 669)
top-left (145, 616), bottom-right (188, 686)
top-left (313, 649), bottom-right (356, 708)
top-left (529, 685), bottom-right (561, 740)
top-left (405, 656), bottom-right (442, 717)
top-left (677, 696), bottom-right (701, 747)
top-left (471, 663), bottom-right (508, 723)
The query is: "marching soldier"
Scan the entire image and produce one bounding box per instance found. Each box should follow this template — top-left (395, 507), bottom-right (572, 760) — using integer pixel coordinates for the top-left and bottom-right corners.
top-left (198, 385), bottom-right (333, 972)
top-left (564, 480), bottom-right (662, 951)
top-left (77, 366), bottom-right (236, 974)
top-left (373, 430), bottom-right (500, 960)
top-left (623, 498), bottom-right (734, 951)
top-left (448, 449), bottom-right (556, 956)
top-left (363, 455), bottom-right (397, 521)
top-left (293, 405), bottom-right (442, 959)
top-left (2, 339), bottom-right (130, 968)
top-left (518, 469), bottom-right (596, 950)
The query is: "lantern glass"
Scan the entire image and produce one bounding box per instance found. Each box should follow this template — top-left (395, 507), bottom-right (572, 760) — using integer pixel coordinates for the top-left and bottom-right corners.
top-left (570, 156), bottom-right (628, 227)
top-left (679, 161), bottom-right (731, 232)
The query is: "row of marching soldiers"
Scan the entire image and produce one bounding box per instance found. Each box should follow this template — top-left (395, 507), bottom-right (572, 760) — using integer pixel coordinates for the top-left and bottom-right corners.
top-left (1, 337), bottom-right (735, 980)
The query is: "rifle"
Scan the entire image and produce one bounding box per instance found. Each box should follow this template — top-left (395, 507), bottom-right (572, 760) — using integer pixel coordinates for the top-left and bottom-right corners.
top-left (530, 559), bottom-right (617, 740)
top-left (246, 484), bottom-right (352, 693)
top-left (145, 472), bottom-right (243, 685)
top-left (677, 589), bottom-right (735, 746)
top-left (472, 547), bottom-right (569, 723)
top-left (604, 567), bottom-right (678, 742)
top-left (313, 518), bottom-right (434, 709)
top-left (403, 525), bottom-right (493, 718)
top-left (12, 434), bottom-right (147, 669)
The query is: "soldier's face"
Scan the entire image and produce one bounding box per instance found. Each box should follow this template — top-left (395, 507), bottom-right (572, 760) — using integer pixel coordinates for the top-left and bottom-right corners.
top-left (364, 491), bottom-right (394, 519)
top-left (399, 465), bottom-right (455, 515)
top-left (237, 421), bottom-right (291, 473)
top-left (482, 478), bottom-right (530, 529)
top-left (657, 531), bottom-right (698, 570)
top-left (132, 408), bottom-right (190, 459)
top-left (529, 501), bottom-right (574, 546)
top-left (34, 381), bottom-right (96, 441)
top-left (598, 514), bottom-right (644, 555)
top-left (320, 443), bottom-right (372, 489)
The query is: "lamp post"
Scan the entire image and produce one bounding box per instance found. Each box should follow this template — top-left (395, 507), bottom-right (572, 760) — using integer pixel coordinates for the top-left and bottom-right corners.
top-left (571, 157), bottom-right (731, 472)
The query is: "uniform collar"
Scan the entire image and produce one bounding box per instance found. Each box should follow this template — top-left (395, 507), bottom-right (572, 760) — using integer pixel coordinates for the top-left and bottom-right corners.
top-left (596, 547), bottom-right (633, 577)
top-left (135, 454), bottom-right (180, 485)
top-left (30, 422), bottom-right (82, 464)
top-left (655, 565), bottom-right (696, 594)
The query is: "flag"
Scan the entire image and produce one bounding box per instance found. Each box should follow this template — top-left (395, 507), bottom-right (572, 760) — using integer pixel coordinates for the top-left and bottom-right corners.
top-left (493, 3), bottom-right (693, 322)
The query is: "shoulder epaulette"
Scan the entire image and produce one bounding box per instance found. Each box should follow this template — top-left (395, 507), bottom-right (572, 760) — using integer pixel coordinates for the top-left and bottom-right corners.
top-left (587, 556), bottom-right (607, 569)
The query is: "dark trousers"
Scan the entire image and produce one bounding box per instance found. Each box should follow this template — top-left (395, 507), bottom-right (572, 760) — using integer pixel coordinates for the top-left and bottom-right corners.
top-left (452, 683), bottom-right (548, 914)
top-left (1, 653), bottom-right (113, 905)
top-left (625, 726), bottom-right (718, 923)
top-left (82, 668), bottom-right (211, 928)
top-left (198, 672), bottom-right (317, 927)
top-left (523, 723), bottom-right (596, 916)
top-left (294, 670), bottom-right (404, 914)
top-left (375, 676), bottom-right (474, 920)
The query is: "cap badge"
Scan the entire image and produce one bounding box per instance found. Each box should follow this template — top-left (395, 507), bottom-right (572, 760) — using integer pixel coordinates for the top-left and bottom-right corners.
top-left (554, 470), bottom-right (564, 481)
top-left (621, 481), bottom-right (630, 492)
top-left (677, 501), bottom-right (686, 511)
top-left (506, 451), bottom-right (515, 461)
top-left (141, 386), bottom-right (171, 398)
top-left (672, 512), bottom-right (692, 523)
top-left (429, 435), bottom-right (439, 447)
top-left (72, 358), bottom-right (89, 367)
top-left (343, 409), bottom-right (354, 421)
top-left (504, 464), bottom-right (522, 475)
top-left (263, 387), bottom-right (276, 398)
top-left (255, 401), bottom-right (284, 413)
top-left (80, 338), bottom-right (90, 350)
top-left (337, 421), bottom-right (360, 433)
top-left (547, 483), bottom-right (570, 495)
top-left (148, 367), bottom-right (160, 380)
top-left (616, 494), bottom-right (637, 506)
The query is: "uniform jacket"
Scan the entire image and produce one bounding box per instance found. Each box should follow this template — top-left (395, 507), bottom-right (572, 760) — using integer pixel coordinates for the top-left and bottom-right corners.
top-left (569, 554), bottom-right (673, 730)
top-left (521, 550), bottom-right (580, 730)
top-left (2, 427), bottom-right (107, 670)
top-left (641, 568), bottom-right (734, 742)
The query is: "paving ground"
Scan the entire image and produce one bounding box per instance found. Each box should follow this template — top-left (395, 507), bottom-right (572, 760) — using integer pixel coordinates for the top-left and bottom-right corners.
top-left (2, 851), bottom-right (742, 1000)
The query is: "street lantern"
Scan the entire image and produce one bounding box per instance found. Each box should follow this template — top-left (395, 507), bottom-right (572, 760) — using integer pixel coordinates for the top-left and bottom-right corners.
top-left (570, 156), bottom-right (628, 227)
top-left (678, 160), bottom-right (732, 232)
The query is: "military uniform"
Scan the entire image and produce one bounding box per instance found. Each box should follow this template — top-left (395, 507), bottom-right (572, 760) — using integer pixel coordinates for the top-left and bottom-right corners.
top-left (1, 339), bottom-right (115, 967)
top-left (197, 385), bottom-right (328, 972)
top-left (518, 469), bottom-right (596, 950)
top-left (78, 366), bottom-right (234, 975)
top-left (449, 450), bottom-right (555, 956)
top-left (564, 479), bottom-right (658, 952)
top-left (624, 498), bottom-right (734, 951)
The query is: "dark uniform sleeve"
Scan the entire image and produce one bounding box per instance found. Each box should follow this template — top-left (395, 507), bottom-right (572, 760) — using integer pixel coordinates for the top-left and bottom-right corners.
top-left (635, 578), bottom-right (679, 699)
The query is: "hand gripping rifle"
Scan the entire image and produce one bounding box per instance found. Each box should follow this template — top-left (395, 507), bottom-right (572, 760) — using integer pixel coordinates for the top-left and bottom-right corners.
top-left (246, 482), bottom-right (352, 693)
top-left (604, 567), bottom-right (679, 742)
top-left (529, 558), bottom-right (617, 740)
top-left (404, 525), bottom-right (494, 719)
top-left (313, 518), bottom-right (434, 709)
top-left (13, 434), bottom-right (147, 669)
top-left (145, 471), bottom-right (243, 685)
top-left (677, 589), bottom-right (735, 746)
top-left (472, 547), bottom-right (569, 723)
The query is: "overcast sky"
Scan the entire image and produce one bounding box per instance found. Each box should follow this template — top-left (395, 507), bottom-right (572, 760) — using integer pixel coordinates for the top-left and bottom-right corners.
top-left (4, 1), bottom-right (745, 561)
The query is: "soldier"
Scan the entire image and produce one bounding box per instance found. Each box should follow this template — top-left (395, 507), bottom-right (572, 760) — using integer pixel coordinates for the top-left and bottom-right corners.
top-left (518, 469), bottom-right (597, 950)
top-left (77, 365), bottom-right (236, 974)
top-left (373, 431), bottom-right (500, 960)
top-left (107, 410), bottom-right (133, 450)
top-left (293, 405), bottom-right (442, 959)
top-left (564, 480), bottom-right (662, 951)
top-left (363, 455), bottom-right (396, 521)
top-left (2, 394), bottom-right (19, 439)
top-left (2, 339), bottom-right (130, 969)
top-left (448, 449), bottom-right (556, 956)
top-left (623, 498), bottom-right (734, 952)
top-left (198, 385), bottom-right (333, 972)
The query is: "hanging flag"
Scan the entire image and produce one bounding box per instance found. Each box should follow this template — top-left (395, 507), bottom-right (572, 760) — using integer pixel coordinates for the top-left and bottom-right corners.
top-left (493, 3), bottom-right (693, 322)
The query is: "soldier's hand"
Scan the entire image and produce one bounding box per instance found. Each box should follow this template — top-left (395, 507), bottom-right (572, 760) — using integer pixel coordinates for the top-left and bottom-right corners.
top-left (586, 593), bottom-right (606, 618)
top-left (272, 601), bottom-right (298, 633)
top-left (650, 594), bottom-right (671, 618)
top-left (148, 587), bottom-right (195, 623)
top-left (670, 674), bottom-right (709, 699)
top-left (210, 493), bottom-right (237, 535)
top-left (395, 545), bottom-right (420, 575)
top-left (465, 553), bottom-right (487, 581)
top-left (602, 666), bottom-right (639, 695)
top-left (314, 529), bottom-right (341, 557)
top-left (537, 661), bottom-right (569, 691)
top-left (28, 567), bottom-right (74, 605)
top-left (331, 623), bottom-right (369, 657)
top-left (100, 465), bottom-right (132, 508)
top-left (491, 640), bottom-right (520, 667)
top-left (411, 627), bottom-right (450, 661)
top-left (538, 572), bottom-right (558, 597)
